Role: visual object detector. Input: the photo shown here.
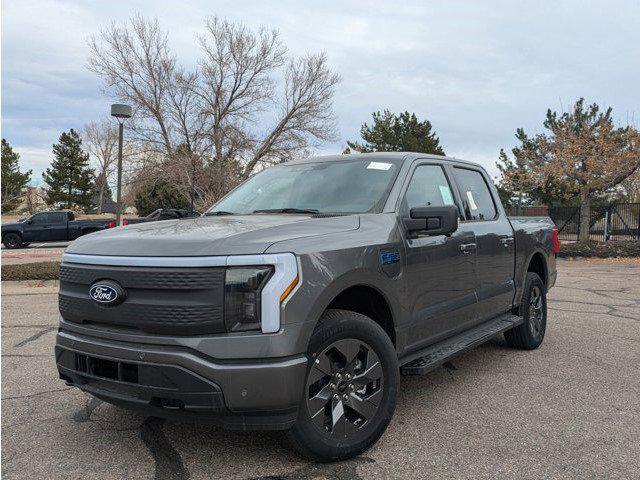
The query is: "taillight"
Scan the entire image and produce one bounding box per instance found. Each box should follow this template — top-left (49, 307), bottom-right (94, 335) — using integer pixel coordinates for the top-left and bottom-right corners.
top-left (122, 219), bottom-right (128, 226)
top-left (552, 228), bottom-right (560, 254)
top-left (107, 220), bottom-right (116, 228)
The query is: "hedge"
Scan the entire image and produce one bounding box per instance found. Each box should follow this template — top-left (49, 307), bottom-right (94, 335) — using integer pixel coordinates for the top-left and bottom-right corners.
top-left (2, 261), bottom-right (60, 281)
top-left (558, 240), bottom-right (640, 258)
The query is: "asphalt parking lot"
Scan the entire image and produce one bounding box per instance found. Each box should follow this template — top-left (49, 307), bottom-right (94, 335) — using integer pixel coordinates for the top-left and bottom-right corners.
top-left (1, 259), bottom-right (639, 479)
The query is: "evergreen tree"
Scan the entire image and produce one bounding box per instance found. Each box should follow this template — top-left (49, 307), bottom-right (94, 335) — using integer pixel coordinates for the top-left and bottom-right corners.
top-left (347, 110), bottom-right (445, 155)
top-left (43, 129), bottom-right (95, 210)
top-left (1, 139), bottom-right (32, 213)
top-left (134, 181), bottom-right (189, 216)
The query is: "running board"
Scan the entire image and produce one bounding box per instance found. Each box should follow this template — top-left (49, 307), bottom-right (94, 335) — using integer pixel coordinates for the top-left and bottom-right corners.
top-left (400, 314), bottom-right (523, 375)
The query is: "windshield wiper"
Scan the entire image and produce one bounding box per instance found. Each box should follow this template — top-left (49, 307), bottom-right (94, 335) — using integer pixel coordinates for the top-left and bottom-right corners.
top-left (205, 210), bottom-right (236, 216)
top-left (253, 208), bottom-right (320, 215)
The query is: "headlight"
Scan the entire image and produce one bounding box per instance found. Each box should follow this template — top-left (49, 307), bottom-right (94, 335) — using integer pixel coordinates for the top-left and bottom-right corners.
top-left (224, 266), bottom-right (273, 332)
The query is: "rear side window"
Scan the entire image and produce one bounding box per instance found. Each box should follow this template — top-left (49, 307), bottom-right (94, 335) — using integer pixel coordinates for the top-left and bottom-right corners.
top-left (403, 165), bottom-right (455, 211)
top-left (453, 168), bottom-right (497, 221)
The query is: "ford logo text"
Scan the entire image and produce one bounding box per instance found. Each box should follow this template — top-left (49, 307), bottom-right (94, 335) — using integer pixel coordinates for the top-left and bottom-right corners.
top-left (89, 281), bottom-right (125, 306)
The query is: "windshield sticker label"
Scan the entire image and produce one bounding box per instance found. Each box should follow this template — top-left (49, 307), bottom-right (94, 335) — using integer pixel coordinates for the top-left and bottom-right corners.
top-left (466, 191), bottom-right (478, 210)
top-left (367, 162), bottom-right (392, 171)
top-left (439, 185), bottom-right (454, 205)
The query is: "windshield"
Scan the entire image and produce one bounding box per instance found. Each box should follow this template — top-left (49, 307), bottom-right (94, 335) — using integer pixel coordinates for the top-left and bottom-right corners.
top-left (208, 159), bottom-right (400, 215)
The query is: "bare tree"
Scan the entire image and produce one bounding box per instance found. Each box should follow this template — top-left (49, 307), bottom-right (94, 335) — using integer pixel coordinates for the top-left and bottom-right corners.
top-left (244, 53), bottom-right (340, 177)
top-left (88, 15), bottom-right (179, 154)
top-left (88, 15), bottom-right (340, 204)
top-left (83, 119), bottom-right (119, 213)
top-left (22, 186), bottom-right (47, 215)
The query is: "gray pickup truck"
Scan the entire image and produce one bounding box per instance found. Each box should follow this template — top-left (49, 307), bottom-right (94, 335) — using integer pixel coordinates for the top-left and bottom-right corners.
top-left (55, 153), bottom-right (558, 461)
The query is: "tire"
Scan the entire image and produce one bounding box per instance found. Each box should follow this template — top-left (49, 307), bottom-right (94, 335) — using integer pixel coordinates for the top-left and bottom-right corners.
top-left (287, 309), bottom-right (399, 462)
top-left (2, 233), bottom-right (24, 249)
top-left (505, 272), bottom-right (547, 349)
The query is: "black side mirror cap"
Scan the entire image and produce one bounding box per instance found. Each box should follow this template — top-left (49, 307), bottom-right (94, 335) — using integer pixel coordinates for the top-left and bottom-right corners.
top-left (403, 205), bottom-right (459, 236)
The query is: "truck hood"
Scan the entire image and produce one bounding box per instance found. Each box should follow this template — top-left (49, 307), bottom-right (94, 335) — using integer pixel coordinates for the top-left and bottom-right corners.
top-left (65, 214), bottom-right (360, 257)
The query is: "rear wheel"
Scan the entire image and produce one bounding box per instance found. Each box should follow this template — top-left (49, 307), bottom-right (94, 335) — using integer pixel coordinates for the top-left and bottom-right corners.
top-left (505, 272), bottom-right (547, 349)
top-left (288, 309), bottom-right (398, 462)
top-left (3, 233), bottom-right (24, 249)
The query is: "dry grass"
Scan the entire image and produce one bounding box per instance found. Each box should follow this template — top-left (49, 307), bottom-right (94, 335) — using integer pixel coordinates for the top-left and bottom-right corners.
top-left (1, 261), bottom-right (61, 281)
top-left (558, 240), bottom-right (640, 258)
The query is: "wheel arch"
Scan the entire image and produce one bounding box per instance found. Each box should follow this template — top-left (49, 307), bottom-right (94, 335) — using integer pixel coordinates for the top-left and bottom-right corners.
top-left (317, 282), bottom-right (397, 348)
top-left (513, 248), bottom-right (549, 310)
top-left (526, 250), bottom-right (548, 286)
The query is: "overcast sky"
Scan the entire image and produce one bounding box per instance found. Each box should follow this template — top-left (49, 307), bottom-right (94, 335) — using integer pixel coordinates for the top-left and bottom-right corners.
top-left (2, 0), bottom-right (639, 185)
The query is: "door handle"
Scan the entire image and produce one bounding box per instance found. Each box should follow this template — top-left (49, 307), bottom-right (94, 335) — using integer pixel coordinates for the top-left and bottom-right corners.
top-left (459, 243), bottom-right (476, 254)
top-left (500, 237), bottom-right (514, 247)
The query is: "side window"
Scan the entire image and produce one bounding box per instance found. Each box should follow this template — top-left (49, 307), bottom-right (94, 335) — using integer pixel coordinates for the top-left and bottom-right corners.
top-left (51, 212), bottom-right (67, 223)
top-left (31, 213), bottom-right (48, 224)
top-left (453, 168), bottom-right (497, 220)
top-left (403, 165), bottom-right (455, 212)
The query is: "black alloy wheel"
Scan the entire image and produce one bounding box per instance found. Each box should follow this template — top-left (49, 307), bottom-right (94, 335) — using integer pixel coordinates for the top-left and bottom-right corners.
top-left (306, 338), bottom-right (384, 438)
top-left (2, 233), bottom-right (23, 249)
top-left (288, 309), bottom-right (398, 462)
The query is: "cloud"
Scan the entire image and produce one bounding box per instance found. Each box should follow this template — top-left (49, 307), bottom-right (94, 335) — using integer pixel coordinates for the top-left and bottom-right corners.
top-left (2, 0), bottom-right (639, 181)
top-left (11, 146), bottom-right (52, 185)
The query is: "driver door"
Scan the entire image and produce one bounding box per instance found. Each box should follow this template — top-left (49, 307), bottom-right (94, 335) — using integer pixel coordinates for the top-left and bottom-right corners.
top-left (400, 162), bottom-right (478, 352)
top-left (22, 213), bottom-right (49, 242)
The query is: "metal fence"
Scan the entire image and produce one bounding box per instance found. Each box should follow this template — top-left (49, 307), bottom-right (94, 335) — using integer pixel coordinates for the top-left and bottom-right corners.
top-left (508, 203), bottom-right (640, 242)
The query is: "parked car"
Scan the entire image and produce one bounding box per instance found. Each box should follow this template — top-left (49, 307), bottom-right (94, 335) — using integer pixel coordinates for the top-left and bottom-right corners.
top-left (55, 153), bottom-right (558, 461)
top-left (121, 208), bottom-right (201, 226)
top-left (1, 211), bottom-right (115, 249)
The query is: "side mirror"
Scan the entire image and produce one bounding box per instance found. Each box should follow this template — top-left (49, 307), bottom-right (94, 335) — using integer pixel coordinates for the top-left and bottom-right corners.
top-left (26, 219), bottom-right (33, 225)
top-left (403, 205), bottom-right (459, 236)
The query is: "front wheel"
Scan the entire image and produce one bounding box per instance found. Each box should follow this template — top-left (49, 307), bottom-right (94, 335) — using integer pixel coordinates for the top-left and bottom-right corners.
top-left (505, 272), bottom-right (547, 349)
top-left (287, 309), bottom-right (398, 462)
top-left (2, 233), bottom-right (24, 249)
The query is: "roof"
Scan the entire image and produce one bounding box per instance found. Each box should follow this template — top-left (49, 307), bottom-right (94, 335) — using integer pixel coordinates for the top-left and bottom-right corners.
top-left (90, 194), bottom-right (121, 214)
top-left (287, 152), bottom-right (484, 169)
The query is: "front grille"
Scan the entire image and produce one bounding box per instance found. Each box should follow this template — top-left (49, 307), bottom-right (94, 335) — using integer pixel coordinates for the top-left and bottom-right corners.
top-left (60, 265), bottom-right (220, 289)
top-left (59, 262), bottom-right (225, 335)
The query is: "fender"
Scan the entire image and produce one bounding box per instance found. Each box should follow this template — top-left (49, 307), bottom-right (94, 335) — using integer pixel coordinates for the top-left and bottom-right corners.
top-left (296, 267), bottom-right (403, 350)
top-left (514, 246), bottom-right (549, 306)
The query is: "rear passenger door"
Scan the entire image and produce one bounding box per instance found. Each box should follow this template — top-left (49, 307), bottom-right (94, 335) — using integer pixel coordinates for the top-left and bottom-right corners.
top-left (47, 212), bottom-right (69, 241)
top-left (400, 162), bottom-right (478, 351)
top-left (450, 167), bottom-right (515, 321)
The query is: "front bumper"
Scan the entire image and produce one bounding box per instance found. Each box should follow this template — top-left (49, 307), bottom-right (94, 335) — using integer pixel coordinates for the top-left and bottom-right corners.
top-left (55, 329), bottom-right (308, 430)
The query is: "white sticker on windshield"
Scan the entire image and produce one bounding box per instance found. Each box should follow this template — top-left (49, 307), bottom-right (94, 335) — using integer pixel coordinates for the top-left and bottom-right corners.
top-left (367, 162), bottom-right (392, 171)
top-left (466, 191), bottom-right (478, 210)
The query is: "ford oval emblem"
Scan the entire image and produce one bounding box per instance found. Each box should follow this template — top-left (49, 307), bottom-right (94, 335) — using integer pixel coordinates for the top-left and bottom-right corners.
top-left (89, 281), bottom-right (125, 307)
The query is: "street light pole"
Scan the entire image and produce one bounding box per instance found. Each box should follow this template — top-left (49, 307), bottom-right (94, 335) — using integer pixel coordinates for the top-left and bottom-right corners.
top-left (116, 121), bottom-right (124, 226)
top-left (110, 104), bottom-right (132, 226)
